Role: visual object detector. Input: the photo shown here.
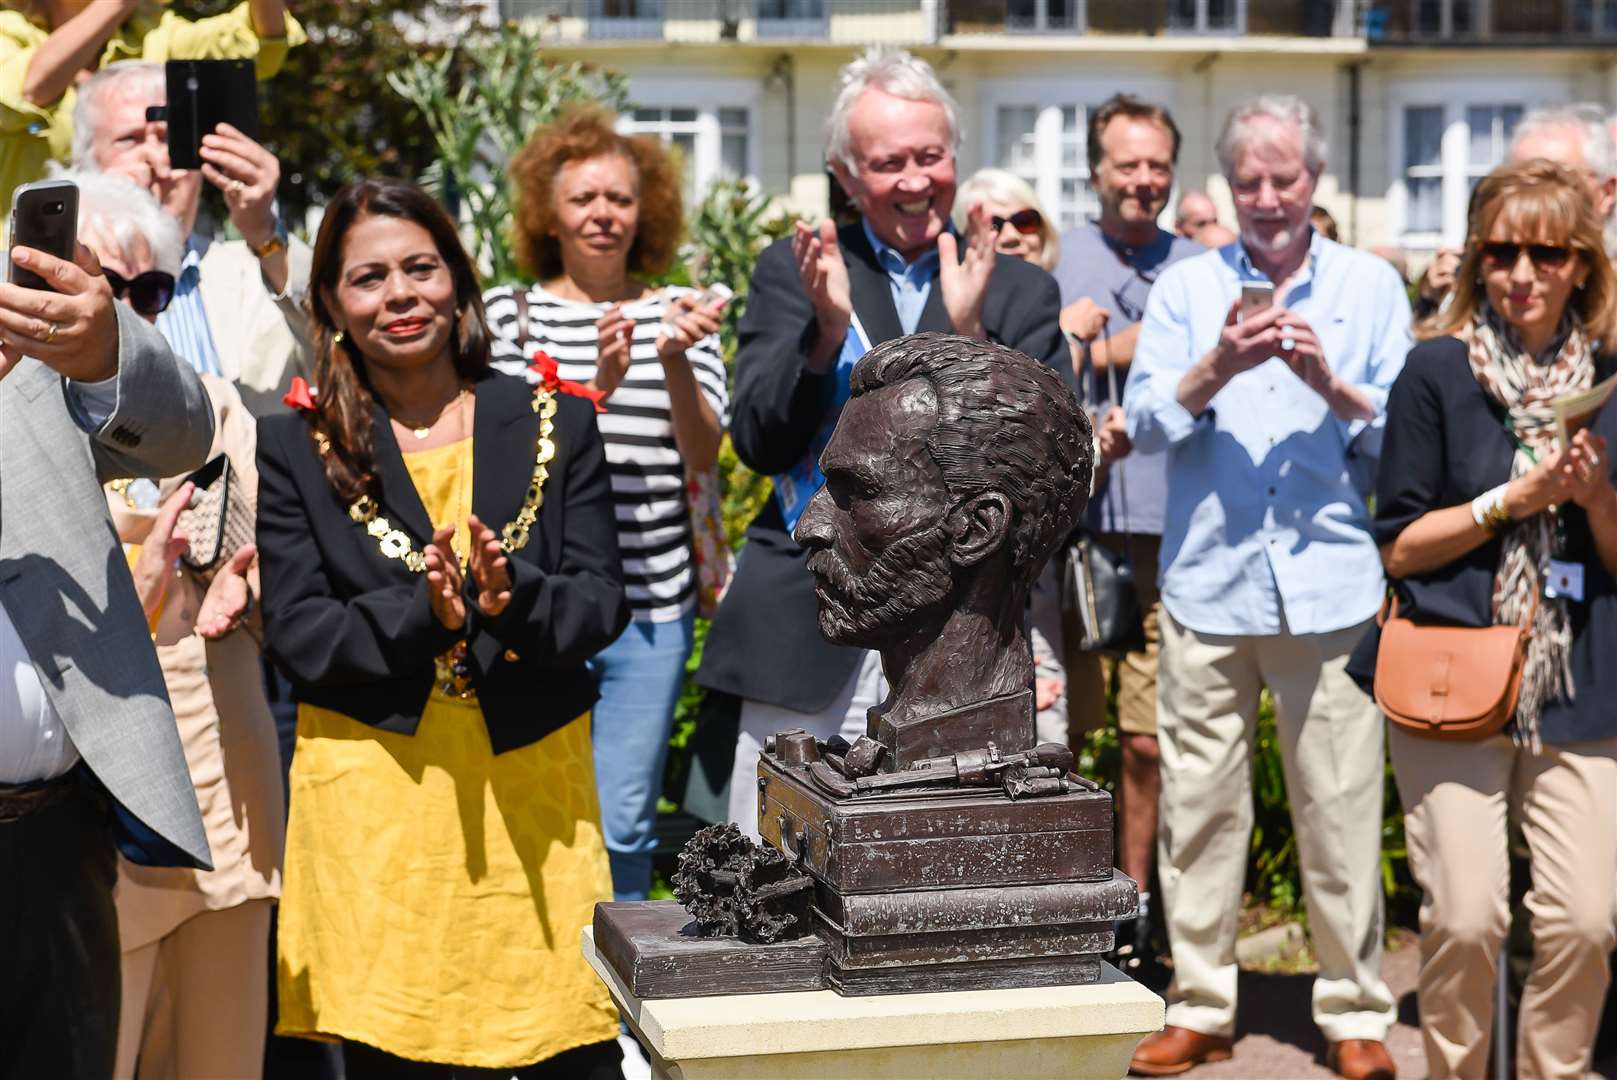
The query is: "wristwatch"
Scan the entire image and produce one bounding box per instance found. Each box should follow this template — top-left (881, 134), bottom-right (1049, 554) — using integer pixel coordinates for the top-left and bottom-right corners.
top-left (248, 217), bottom-right (288, 260)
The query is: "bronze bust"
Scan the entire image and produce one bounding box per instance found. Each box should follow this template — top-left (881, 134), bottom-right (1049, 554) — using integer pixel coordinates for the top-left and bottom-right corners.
top-left (795, 331), bottom-right (1093, 770)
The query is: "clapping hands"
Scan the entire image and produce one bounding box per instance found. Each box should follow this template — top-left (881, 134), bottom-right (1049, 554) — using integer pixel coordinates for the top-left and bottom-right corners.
top-left (423, 516), bottom-right (515, 631)
top-left (937, 201), bottom-right (995, 340)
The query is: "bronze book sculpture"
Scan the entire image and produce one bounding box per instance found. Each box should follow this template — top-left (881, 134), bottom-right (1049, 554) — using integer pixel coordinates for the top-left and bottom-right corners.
top-left (596, 332), bottom-right (1138, 997)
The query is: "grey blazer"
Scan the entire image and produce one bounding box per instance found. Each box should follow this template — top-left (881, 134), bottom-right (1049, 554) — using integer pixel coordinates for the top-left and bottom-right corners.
top-left (0, 303), bottom-right (215, 867)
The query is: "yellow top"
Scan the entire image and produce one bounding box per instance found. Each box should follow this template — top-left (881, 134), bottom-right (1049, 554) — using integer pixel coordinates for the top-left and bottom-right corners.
top-left (275, 438), bottom-right (620, 1067)
top-left (0, 3), bottom-right (306, 214)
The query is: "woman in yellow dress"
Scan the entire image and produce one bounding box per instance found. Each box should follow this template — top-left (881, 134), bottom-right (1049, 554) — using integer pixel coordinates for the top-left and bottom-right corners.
top-left (256, 177), bottom-right (629, 1078)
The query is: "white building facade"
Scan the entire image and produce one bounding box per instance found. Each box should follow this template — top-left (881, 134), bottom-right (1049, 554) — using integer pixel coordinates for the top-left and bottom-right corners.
top-left (502, 0), bottom-right (1617, 255)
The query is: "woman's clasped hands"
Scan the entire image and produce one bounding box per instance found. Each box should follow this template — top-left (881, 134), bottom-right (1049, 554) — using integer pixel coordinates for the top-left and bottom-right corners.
top-left (423, 515), bottom-right (514, 631)
top-left (1509, 429), bottom-right (1613, 518)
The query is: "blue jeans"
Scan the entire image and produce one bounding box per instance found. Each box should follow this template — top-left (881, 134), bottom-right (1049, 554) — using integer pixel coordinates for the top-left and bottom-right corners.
top-left (588, 610), bottom-right (695, 901)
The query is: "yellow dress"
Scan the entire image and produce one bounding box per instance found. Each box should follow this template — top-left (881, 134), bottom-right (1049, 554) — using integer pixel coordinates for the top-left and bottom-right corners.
top-left (275, 436), bottom-right (619, 1067)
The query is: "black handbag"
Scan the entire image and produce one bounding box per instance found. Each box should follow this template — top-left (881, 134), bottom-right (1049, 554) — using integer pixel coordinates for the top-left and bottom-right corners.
top-left (1058, 327), bottom-right (1147, 658)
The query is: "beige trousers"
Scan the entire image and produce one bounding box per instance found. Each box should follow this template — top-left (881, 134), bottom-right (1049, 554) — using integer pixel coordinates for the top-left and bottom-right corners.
top-left (114, 899), bottom-right (272, 1080)
top-left (1390, 727), bottom-right (1617, 1080)
top-left (1155, 612), bottom-right (1395, 1041)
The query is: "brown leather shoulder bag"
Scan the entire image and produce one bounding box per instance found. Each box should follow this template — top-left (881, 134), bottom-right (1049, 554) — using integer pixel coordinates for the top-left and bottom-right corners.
top-left (1373, 593), bottom-right (1531, 741)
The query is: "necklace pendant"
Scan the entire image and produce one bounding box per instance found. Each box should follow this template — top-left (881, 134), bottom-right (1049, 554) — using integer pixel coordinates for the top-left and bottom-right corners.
top-left (412, 425), bottom-right (431, 441)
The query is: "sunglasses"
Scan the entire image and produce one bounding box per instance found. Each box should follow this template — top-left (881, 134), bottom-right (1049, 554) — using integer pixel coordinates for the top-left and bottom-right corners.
top-left (1478, 241), bottom-right (1575, 271)
top-left (991, 209), bottom-right (1043, 236)
top-left (104, 268), bottom-right (176, 316)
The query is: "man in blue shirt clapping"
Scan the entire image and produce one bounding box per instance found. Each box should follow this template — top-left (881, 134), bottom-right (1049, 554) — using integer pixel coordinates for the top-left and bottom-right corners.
top-left (1124, 95), bottom-right (1411, 1080)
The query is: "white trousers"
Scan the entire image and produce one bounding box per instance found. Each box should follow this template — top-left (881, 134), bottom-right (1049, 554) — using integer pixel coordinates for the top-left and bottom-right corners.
top-left (1155, 611), bottom-right (1395, 1042)
top-left (726, 649), bottom-right (887, 840)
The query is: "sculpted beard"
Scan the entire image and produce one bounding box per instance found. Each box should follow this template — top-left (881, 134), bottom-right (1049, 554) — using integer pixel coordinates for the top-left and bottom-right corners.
top-left (809, 520), bottom-right (957, 645)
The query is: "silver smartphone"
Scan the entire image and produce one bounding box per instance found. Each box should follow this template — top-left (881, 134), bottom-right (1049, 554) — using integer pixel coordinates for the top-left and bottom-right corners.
top-left (1238, 281), bottom-right (1274, 319)
top-left (8, 179), bottom-right (78, 293)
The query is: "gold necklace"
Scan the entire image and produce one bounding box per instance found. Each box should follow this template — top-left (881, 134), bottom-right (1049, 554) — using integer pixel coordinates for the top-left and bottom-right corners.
top-left (397, 388), bottom-right (466, 441)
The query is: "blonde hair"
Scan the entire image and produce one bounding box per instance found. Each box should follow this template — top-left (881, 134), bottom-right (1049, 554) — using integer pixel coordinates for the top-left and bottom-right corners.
top-left (1418, 158), bottom-right (1617, 344)
top-left (953, 168), bottom-right (1060, 271)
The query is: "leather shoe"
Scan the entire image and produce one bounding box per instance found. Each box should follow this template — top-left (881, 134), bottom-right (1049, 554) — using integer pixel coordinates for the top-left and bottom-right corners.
top-left (1129, 1025), bottom-right (1234, 1076)
top-left (1327, 1039), bottom-right (1397, 1080)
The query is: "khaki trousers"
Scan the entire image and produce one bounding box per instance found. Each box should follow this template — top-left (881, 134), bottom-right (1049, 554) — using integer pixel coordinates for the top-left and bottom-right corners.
top-left (114, 899), bottom-right (272, 1080)
top-left (1156, 612), bottom-right (1395, 1041)
top-left (1390, 727), bottom-right (1617, 1080)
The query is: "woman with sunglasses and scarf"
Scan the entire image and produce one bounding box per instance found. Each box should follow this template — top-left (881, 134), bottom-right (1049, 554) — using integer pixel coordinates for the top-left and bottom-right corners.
top-left (63, 169), bottom-right (286, 1079)
top-left (1371, 158), bottom-right (1617, 1079)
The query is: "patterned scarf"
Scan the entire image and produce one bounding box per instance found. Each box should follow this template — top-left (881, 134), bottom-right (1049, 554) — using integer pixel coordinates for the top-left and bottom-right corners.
top-left (1462, 305), bottom-right (1594, 749)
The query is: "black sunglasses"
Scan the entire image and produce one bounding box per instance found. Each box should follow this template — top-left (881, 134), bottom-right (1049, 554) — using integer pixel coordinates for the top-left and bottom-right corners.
top-left (103, 268), bottom-right (176, 317)
top-left (1478, 241), bottom-right (1575, 271)
top-left (991, 208), bottom-right (1043, 236)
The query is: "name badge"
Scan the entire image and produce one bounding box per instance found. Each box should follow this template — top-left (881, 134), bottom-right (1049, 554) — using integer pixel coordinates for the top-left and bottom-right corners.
top-left (1546, 559), bottom-right (1585, 603)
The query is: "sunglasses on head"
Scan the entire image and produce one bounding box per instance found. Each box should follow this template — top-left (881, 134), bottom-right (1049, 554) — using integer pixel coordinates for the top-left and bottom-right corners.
top-left (104, 268), bottom-right (176, 316)
top-left (991, 208), bottom-right (1043, 236)
top-left (1478, 241), bottom-right (1575, 271)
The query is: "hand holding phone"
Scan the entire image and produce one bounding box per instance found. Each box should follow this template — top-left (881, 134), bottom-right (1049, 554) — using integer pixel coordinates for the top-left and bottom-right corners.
top-left (696, 282), bottom-right (734, 312)
top-left (1238, 282), bottom-right (1274, 320)
top-left (9, 179), bottom-right (78, 293)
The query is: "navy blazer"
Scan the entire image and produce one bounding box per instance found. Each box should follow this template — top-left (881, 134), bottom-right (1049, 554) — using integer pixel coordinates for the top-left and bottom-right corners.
top-left (257, 370), bottom-right (629, 752)
top-left (697, 221), bottom-right (1068, 713)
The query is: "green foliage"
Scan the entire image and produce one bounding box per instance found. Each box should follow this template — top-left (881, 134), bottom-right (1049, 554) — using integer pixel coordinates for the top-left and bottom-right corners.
top-left (385, 22), bottom-right (629, 285)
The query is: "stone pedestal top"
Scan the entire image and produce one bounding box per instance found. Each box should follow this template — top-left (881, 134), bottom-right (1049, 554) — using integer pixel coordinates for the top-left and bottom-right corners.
top-left (584, 925), bottom-right (1164, 1077)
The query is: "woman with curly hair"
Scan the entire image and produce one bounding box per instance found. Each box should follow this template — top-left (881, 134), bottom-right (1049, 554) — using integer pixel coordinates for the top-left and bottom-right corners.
top-left (485, 104), bottom-right (729, 902)
top-left (259, 177), bottom-right (628, 1078)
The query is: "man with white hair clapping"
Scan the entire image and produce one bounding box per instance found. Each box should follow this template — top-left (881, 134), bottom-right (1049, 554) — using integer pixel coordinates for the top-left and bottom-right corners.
top-left (697, 47), bottom-right (1067, 839)
top-left (1124, 95), bottom-right (1411, 1079)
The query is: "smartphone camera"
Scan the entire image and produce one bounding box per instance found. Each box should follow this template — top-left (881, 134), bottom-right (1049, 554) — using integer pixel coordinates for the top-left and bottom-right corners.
top-left (43, 201), bottom-right (63, 216)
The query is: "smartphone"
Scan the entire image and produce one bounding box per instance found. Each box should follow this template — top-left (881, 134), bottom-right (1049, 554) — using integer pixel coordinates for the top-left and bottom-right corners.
top-left (162, 59), bottom-right (259, 171)
top-left (8, 179), bottom-right (78, 292)
top-left (1239, 282), bottom-right (1275, 319)
top-left (697, 282), bottom-right (734, 310)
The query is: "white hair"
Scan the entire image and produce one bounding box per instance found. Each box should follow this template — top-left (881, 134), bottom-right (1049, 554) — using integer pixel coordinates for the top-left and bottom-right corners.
top-left (49, 166), bottom-right (184, 277)
top-left (71, 61), bottom-right (166, 171)
top-left (824, 48), bottom-right (961, 175)
top-left (952, 167), bottom-right (1060, 270)
top-left (1215, 94), bottom-right (1328, 177)
top-left (1511, 103), bottom-right (1617, 181)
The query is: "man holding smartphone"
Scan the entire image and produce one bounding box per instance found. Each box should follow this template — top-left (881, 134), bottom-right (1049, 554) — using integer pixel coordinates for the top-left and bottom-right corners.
top-left (0, 238), bottom-right (215, 1078)
top-left (70, 60), bottom-right (311, 416)
top-left (1123, 96), bottom-right (1412, 1079)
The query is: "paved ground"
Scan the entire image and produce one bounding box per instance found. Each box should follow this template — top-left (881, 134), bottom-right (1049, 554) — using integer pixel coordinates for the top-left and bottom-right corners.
top-left (1132, 935), bottom-right (1617, 1078)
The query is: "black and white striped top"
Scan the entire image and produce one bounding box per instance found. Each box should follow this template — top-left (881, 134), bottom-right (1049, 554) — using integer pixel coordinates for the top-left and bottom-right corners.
top-left (484, 283), bottom-right (729, 624)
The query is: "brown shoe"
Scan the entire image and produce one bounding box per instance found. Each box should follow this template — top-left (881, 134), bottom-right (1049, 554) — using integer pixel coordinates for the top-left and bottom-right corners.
top-left (1130, 1025), bottom-right (1235, 1076)
top-left (1327, 1039), bottom-right (1397, 1080)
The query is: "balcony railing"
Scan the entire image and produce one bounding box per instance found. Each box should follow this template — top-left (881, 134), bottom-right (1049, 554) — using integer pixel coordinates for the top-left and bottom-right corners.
top-left (946, 0), bottom-right (1355, 37)
top-left (1364, 0), bottom-right (1617, 43)
top-left (501, 0), bottom-right (937, 43)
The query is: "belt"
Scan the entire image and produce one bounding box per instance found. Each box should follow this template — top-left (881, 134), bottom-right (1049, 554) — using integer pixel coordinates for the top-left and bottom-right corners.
top-left (0, 772), bottom-right (78, 823)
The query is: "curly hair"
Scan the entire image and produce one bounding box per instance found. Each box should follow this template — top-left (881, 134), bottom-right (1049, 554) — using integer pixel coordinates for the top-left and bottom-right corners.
top-left (508, 103), bottom-right (684, 282)
top-left (849, 332), bottom-right (1093, 591)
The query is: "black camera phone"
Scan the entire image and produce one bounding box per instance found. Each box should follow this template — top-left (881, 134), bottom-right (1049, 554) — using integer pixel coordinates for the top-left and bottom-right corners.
top-left (158, 59), bottom-right (259, 171)
top-left (8, 179), bottom-right (79, 293)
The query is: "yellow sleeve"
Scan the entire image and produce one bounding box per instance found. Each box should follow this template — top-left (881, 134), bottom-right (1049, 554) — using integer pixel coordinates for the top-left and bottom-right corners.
top-left (0, 13), bottom-right (58, 134)
top-left (139, 4), bottom-right (306, 80)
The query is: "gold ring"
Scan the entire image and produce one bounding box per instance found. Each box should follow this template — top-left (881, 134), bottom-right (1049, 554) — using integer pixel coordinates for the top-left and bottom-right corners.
top-left (43, 321), bottom-right (57, 344)
top-left (229, 179), bottom-right (244, 195)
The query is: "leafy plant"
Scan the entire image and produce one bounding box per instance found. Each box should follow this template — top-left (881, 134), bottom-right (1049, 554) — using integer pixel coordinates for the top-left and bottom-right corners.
top-left (385, 22), bottom-right (629, 284)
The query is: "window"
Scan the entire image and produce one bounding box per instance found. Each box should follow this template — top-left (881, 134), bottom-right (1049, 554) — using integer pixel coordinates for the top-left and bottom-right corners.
top-left (623, 103), bottom-right (755, 203)
top-left (1412, 0), bottom-right (1478, 37)
top-left (587, 0), bottom-right (662, 37)
top-left (1573, 0), bottom-right (1617, 32)
top-left (1167, 0), bottom-right (1245, 33)
top-left (1005, 0), bottom-right (1083, 32)
top-left (756, 0), bottom-right (827, 36)
top-left (994, 104), bottom-right (1096, 229)
top-left (1397, 101), bottom-right (1523, 245)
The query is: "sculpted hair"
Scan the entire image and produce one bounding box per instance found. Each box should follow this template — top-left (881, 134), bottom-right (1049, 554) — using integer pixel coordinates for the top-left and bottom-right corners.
top-left (508, 103), bottom-right (683, 282)
top-left (952, 168), bottom-right (1060, 270)
top-left (71, 61), bottom-right (165, 170)
top-left (1216, 94), bottom-right (1327, 177)
top-left (306, 178), bottom-right (493, 504)
top-left (849, 333), bottom-right (1092, 588)
top-left (824, 48), bottom-right (962, 175)
top-left (1087, 94), bottom-right (1182, 173)
top-left (1418, 158), bottom-right (1617, 345)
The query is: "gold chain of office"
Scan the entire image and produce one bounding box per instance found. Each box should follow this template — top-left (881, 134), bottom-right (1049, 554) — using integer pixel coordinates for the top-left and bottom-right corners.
top-left (315, 386), bottom-right (559, 572)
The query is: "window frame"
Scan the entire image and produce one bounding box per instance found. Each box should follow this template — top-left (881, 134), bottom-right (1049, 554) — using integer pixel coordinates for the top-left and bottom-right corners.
top-left (622, 77), bottom-right (762, 201)
top-left (1165, 0), bottom-right (1248, 34)
top-left (586, 0), bottom-right (664, 39)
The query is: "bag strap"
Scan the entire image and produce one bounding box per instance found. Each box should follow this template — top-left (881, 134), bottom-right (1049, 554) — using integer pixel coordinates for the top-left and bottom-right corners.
top-left (1101, 320), bottom-right (1130, 538)
top-left (1378, 583), bottom-right (1542, 631)
top-left (514, 286), bottom-right (531, 348)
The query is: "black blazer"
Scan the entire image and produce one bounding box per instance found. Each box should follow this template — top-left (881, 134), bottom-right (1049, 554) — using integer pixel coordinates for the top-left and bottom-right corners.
top-left (257, 370), bottom-right (629, 753)
top-left (697, 222), bottom-right (1067, 712)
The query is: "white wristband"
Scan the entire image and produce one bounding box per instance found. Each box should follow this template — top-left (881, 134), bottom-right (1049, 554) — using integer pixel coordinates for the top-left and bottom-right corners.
top-left (1471, 482), bottom-right (1510, 528)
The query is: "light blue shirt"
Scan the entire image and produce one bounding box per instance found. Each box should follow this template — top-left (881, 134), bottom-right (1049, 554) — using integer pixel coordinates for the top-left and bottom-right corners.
top-left (155, 234), bottom-right (223, 378)
top-left (862, 218), bottom-right (940, 335)
top-left (1124, 232), bottom-right (1413, 637)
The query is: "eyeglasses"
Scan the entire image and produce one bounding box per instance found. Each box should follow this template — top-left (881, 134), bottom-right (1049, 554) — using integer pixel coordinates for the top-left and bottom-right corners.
top-left (991, 209), bottom-right (1043, 236)
top-left (104, 268), bottom-right (176, 316)
top-left (1478, 241), bottom-right (1575, 272)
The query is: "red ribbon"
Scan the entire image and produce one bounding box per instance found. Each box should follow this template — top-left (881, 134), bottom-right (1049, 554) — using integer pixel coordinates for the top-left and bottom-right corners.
top-left (282, 376), bottom-right (318, 412)
top-left (529, 350), bottom-right (607, 413)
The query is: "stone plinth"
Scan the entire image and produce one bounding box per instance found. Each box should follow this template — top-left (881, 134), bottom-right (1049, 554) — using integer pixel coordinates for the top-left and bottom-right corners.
top-left (583, 925), bottom-right (1164, 1080)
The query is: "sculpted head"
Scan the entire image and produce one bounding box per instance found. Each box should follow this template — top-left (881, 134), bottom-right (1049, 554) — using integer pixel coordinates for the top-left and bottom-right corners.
top-left (795, 333), bottom-right (1091, 651)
